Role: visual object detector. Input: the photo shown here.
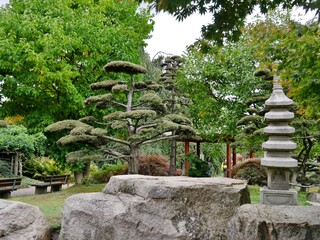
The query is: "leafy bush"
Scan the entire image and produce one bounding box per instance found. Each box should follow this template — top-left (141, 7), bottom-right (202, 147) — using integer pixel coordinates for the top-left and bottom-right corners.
top-left (231, 158), bottom-right (267, 186)
top-left (139, 155), bottom-right (169, 176)
top-left (18, 176), bottom-right (42, 188)
top-left (23, 157), bottom-right (66, 180)
top-left (0, 160), bottom-right (14, 178)
top-left (90, 163), bottom-right (128, 183)
top-left (0, 125), bottom-right (46, 159)
top-left (186, 153), bottom-right (211, 177)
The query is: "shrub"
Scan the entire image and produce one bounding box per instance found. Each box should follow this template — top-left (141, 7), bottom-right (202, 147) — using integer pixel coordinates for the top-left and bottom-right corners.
top-left (0, 160), bottom-right (14, 178)
top-left (139, 155), bottom-right (169, 176)
top-left (23, 157), bottom-right (66, 180)
top-left (90, 163), bottom-right (128, 183)
top-left (231, 158), bottom-right (267, 186)
top-left (186, 153), bottom-right (211, 177)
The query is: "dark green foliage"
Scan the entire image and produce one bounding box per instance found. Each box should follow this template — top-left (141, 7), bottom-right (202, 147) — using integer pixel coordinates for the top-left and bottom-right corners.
top-left (291, 119), bottom-right (320, 186)
top-left (0, 125), bottom-right (46, 159)
top-left (90, 163), bottom-right (128, 183)
top-left (0, 0), bottom-right (153, 131)
top-left (186, 153), bottom-right (210, 177)
top-left (233, 70), bottom-right (272, 154)
top-left (46, 60), bottom-right (196, 174)
top-left (231, 159), bottom-right (267, 186)
top-left (139, 155), bottom-right (169, 176)
top-left (23, 157), bottom-right (67, 180)
top-left (0, 160), bottom-right (14, 178)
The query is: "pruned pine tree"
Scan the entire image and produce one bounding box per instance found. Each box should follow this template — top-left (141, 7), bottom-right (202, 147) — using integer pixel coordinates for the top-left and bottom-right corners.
top-left (232, 69), bottom-right (273, 155)
top-left (291, 119), bottom-right (320, 187)
top-left (45, 61), bottom-right (196, 174)
top-left (160, 55), bottom-right (190, 175)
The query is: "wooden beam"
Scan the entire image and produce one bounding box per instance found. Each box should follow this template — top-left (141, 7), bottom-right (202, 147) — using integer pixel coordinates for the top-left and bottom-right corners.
top-left (226, 144), bottom-right (231, 178)
top-left (184, 140), bottom-right (190, 175)
top-left (196, 142), bottom-right (200, 157)
top-left (232, 148), bottom-right (237, 166)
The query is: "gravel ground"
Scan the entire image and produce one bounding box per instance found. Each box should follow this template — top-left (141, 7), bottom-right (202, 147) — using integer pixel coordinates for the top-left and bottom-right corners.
top-left (11, 184), bottom-right (72, 197)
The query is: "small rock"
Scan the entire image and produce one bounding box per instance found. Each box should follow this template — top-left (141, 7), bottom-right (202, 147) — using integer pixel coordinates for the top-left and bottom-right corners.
top-left (0, 199), bottom-right (50, 240)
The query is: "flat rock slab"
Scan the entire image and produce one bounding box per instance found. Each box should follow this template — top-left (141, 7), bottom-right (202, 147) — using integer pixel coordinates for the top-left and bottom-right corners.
top-left (59, 175), bottom-right (250, 240)
top-left (228, 204), bottom-right (320, 240)
top-left (0, 199), bottom-right (50, 240)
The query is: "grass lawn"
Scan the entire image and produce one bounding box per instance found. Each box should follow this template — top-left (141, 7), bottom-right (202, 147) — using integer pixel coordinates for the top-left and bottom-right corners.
top-left (10, 183), bottom-right (105, 229)
top-left (248, 185), bottom-right (318, 205)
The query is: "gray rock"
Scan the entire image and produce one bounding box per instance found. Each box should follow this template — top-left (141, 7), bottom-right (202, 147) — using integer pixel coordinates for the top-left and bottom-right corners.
top-left (59, 175), bottom-right (250, 240)
top-left (307, 192), bottom-right (320, 203)
top-left (0, 199), bottom-right (50, 240)
top-left (228, 204), bottom-right (320, 240)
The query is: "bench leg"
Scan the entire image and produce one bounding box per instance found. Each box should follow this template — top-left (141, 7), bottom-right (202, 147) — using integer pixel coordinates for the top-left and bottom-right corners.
top-left (0, 192), bottom-right (11, 199)
top-left (35, 186), bottom-right (48, 194)
top-left (51, 185), bottom-right (62, 192)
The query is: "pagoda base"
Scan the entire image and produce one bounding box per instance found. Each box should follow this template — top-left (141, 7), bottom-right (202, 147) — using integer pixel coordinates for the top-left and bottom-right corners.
top-left (260, 187), bottom-right (297, 205)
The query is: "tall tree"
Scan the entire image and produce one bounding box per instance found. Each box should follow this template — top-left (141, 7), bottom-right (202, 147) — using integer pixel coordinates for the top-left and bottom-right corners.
top-left (0, 0), bottom-right (153, 131)
top-left (140, 0), bottom-right (319, 44)
top-left (176, 37), bottom-right (260, 140)
top-left (232, 69), bottom-right (273, 156)
top-left (160, 55), bottom-right (189, 175)
top-left (245, 12), bottom-right (320, 119)
top-left (46, 61), bottom-right (196, 174)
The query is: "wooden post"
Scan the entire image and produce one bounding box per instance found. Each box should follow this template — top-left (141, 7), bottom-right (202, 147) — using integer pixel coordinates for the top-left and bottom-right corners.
top-left (196, 142), bottom-right (200, 157)
top-left (226, 144), bottom-right (231, 178)
top-left (232, 148), bottom-right (237, 167)
top-left (10, 155), bottom-right (14, 175)
top-left (184, 140), bottom-right (190, 175)
top-left (14, 153), bottom-right (18, 176)
top-left (19, 160), bottom-right (23, 176)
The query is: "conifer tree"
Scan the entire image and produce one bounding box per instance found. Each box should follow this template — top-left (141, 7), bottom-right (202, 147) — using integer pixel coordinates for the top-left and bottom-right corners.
top-left (232, 69), bottom-right (273, 155)
top-left (160, 55), bottom-right (191, 175)
top-left (46, 61), bottom-right (196, 174)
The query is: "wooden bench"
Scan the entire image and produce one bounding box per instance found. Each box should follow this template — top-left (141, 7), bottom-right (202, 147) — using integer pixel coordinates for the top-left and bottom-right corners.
top-left (31, 174), bottom-right (70, 194)
top-left (0, 177), bottom-right (22, 198)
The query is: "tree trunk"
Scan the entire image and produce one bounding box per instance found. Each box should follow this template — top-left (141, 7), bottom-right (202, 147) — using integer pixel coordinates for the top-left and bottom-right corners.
top-left (74, 171), bottom-right (83, 184)
top-left (14, 153), bottom-right (19, 176)
top-left (83, 162), bottom-right (90, 178)
top-left (169, 140), bottom-right (176, 176)
top-left (128, 147), bottom-right (139, 174)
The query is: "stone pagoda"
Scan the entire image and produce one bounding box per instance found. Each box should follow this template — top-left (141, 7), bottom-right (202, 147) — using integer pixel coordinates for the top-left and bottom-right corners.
top-left (260, 75), bottom-right (298, 205)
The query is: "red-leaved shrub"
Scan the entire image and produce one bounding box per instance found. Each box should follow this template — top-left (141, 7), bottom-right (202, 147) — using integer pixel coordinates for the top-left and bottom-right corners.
top-left (139, 155), bottom-right (169, 176)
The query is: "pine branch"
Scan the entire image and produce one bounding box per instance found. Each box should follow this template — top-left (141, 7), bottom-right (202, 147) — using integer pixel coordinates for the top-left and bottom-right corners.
top-left (99, 135), bottom-right (131, 146)
top-left (101, 148), bottom-right (131, 160)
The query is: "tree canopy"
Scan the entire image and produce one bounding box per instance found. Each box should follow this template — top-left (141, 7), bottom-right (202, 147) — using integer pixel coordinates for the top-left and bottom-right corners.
top-left (0, 0), bottom-right (153, 131)
top-left (141, 0), bottom-right (319, 45)
top-left (245, 12), bottom-right (320, 119)
top-left (0, 122), bottom-right (46, 158)
top-left (46, 61), bottom-right (196, 174)
top-left (176, 36), bottom-right (261, 140)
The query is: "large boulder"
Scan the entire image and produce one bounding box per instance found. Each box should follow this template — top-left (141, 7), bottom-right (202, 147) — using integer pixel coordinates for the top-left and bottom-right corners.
top-left (0, 199), bottom-right (50, 240)
top-left (228, 204), bottom-right (320, 240)
top-left (59, 175), bottom-right (250, 240)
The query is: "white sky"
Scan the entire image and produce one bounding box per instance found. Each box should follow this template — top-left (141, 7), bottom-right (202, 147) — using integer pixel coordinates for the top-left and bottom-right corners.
top-left (0, 0), bottom-right (316, 58)
top-left (145, 12), bottom-right (212, 58)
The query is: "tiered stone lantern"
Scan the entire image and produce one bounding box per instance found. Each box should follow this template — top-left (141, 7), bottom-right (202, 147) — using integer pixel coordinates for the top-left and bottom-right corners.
top-left (260, 75), bottom-right (298, 205)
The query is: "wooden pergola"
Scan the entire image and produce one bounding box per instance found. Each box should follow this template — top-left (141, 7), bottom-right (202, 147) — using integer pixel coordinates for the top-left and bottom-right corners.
top-left (176, 135), bottom-right (237, 177)
top-left (0, 151), bottom-right (23, 176)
